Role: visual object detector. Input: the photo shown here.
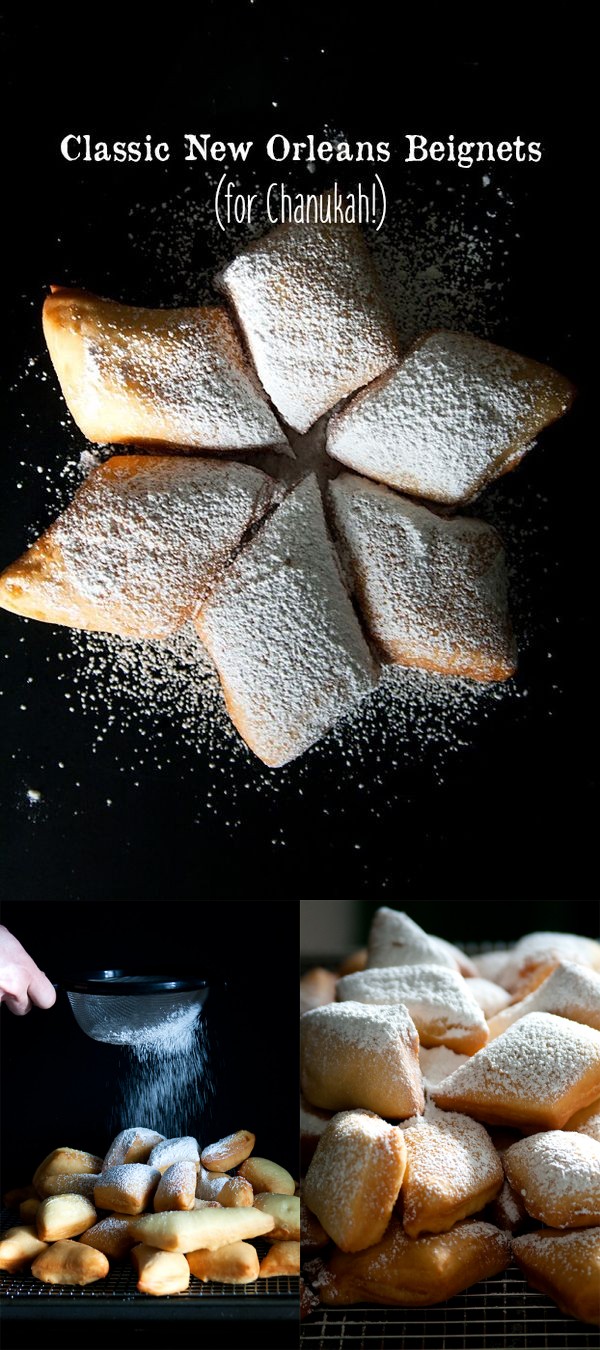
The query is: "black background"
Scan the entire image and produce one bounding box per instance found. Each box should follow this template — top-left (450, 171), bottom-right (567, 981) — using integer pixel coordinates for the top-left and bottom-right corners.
top-left (0, 14), bottom-right (593, 902)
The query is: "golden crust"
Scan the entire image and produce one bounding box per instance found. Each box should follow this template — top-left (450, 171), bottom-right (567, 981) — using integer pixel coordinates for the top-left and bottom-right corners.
top-left (31, 1239), bottom-right (109, 1286)
top-left (187, 1240), bottom-right (260, 1284)
top-left (319, 1219), bottom-right (510, 1306)
top-left (260, 1241), bottom-right (300, 1277)
top-left (303, 1110), bottom-right (406, 1252)
top-left (512, 1228), bottom-right (600, 1326)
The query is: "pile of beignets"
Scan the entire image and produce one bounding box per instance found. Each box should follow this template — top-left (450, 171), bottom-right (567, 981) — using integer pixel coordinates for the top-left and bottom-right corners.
top-left (0, 1127), bottom-right (299, 1294)
top-left (0, 194), bottom-right (576, 766)
top-left (300, 910), bottom-right (600, 1326)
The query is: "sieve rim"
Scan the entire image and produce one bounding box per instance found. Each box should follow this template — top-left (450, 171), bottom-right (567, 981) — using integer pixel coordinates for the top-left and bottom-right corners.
top-left (62, 971), bottom-right (209, 995)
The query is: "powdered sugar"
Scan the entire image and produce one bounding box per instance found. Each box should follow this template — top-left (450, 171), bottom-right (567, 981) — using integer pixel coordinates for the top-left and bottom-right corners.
top-left (489, 962), bottom-right (600, 1038)
top-left (336, 964), bottom-right (488, 1052)
top-left (418, 1046), bottom-right (469, 1088)
top-left (327, 332), bottom-right (573, 505)
top-left (464, 977), bottom-right (512, 1019)
top-left (432, 1012), bottom-right (600, 1111)
top-left (401, 1103), bottom-right (502, 1215)
top-left (96, 1163), bottom-right (160, 1205)
top-left (218, 207), bottom-right (398, 432)
top-left (328, 474), bottom-right (516, 681)
top-left (196, 474), bottom-right (378, 766)
top-left (513, 1225), bottom-right (600, 1278)
top-left (367, 909), bottom-right (458, 971)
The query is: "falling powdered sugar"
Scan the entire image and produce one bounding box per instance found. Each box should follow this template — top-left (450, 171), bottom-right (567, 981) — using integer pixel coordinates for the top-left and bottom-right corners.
top-left (109, 1002), bottom-right (214, 1142)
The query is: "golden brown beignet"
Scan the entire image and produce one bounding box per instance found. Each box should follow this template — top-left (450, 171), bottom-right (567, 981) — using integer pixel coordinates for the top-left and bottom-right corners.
top-left (487, 962), bottom-right (600, 1040)
top-left (36, 1172), bottom-right (100, 1200)
top-left (154, 1162), bottom-right (197, 1212)
top-left (502, 1130), bottom-right (600, 1228)
top-left (0, 1226), bottom-right (48, 1272)
top-left (495, 932), bottom-right (600, 998)
top-left (336, 964), bottom-right (488, 1054)
top-left (237, 1158), bottom-right (295, 1195)
top-left (431, 1013), bottom-right (600, 1129)
top-left (328, 474), bottom-right (516, 681)
top-left (196, 1166), bottom-right (253, 1207)
top-left (319, 1219), bottom-right (510, 1306)
top-left (31, 1239), bottom-right (109, 1286)
top-left (304, 1110), bottom-right (405, 1252)
top-left (512, 1228), bottom-right (600, 1326)
top-left (301, 1000), bottom-right (424, 1119)
top-left (36, 1194), bottom-right (97, 1241)
top-left (217, 199), bottom-right (399, 433)
top-left (94, 1164), bottom-right (161, 1215)
top-left (326, 330), bottom-right (575, 505)
top-left (401, 1105), bottom-right (503, 1237)
top-left (252, 1193), bottom-right (301, 1241)
top-left (196, 474), bottom-right (378, 767)
top-left (103, 1127), bottom-right (165, 1170)
top-left (187, 1240), bottom-right (260, 1284)
top-left (43, 287), bottom-right (286, 452)
top-left (131, 1242), bottom-right (190, 1295)
top-left (80, 1214), bottom-right (137, 1260)
top-left (32, 1147), bottom-right (103, 1197)
top-left (260, 1241), bottom-right (300, 1277)
top-left (129, 1206), bottom-right (274, 1252)
top-left (0, 456), bottom-right (280, 639)
top-left (564, 1096), bottom-right (600, 1143)
top-left (200, 1130), bottom-right (255, 1173)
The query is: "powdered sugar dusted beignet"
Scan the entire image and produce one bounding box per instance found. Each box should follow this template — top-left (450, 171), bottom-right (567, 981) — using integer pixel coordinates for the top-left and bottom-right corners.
top-left (195, 1167), bottom-right (253, 1207)
top-left (337, 964), bottom-right (488, 1054)
top-left (419, 1046), bottom-right (469, 1088)
top-left (201, 1130), bottom-right (255, 1173)
top-left (103, 1128), bottom-right (164, 1170)
top-left (400, 1105), bottom-right (502, 1237)
top-left (217, 203), bottom-right (399, 432)
top-left (304, 1109), bottom-right (406, 1252)
top-left (464, 977), bottom-right (512, 1020)
top-left (431, 1012), bottom-right (600, 1129)
top-left (495, 932), bottom-right (600, 999)
top-left (36, 1172), bottom-right (100, 1200)
top-left (149, 1137), bottom-right (200, 1174)
top-left (94, 1164), bottom-right (161, 1215)
top-left (328, 475), bottom-right (516, 681)
top-left (512, 1228), bottom-right (600, 1326)
top-left (487, 1178), bottom-right (530, 1234)
top-left (0, 456), bottom-right (280, 639)
top-left (154, 1162), bottom-right (197, 1212)
top-left (80, 1215), bottom-right (137, 1260)
top-left (319, 1219), bottom-right (510, 1306)
top-left (487, 962), bottom-right (600, 1040)
top-left (366, 908), bottom-right (461, 973)
top-left (196, 475), bottom-right (378, 766)
top-left (301, 1001), bottom-right (424, 1119)
top-left (326, 330), bottom-right (574, 505)
top-left (43, 288), bottom-right (286, 452)
top-left (502, 1130), bottom-right (600, 1228)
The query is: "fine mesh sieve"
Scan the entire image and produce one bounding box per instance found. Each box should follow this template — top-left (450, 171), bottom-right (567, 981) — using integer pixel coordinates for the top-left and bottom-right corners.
top-left (63, 972), bottom-right (209, 1046)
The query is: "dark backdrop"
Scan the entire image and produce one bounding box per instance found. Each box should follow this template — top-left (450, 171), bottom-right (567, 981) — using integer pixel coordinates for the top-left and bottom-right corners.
top-left (0, 17), bottom-right (593, 903)
top-left (0, 900), bottom-right (298, 1184)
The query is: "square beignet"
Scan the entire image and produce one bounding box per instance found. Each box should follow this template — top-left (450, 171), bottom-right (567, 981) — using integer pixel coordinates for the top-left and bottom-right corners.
top-left (502, 1130), bottom-right (600, 1228)
top-left (319, 1219), bottom-right (510, 1306)
top-left (196, 475), bottom-right (378, 766)
top-left (300, 1001), bottom-right (424, 1119)
top-left (326, 330), bottom-right (575, 505)
top-left (217, 200), bottom-right (399, 432)
top-left (43, 288), bottom-right (287, 453)
top-left (400, 1105), bottom-right (503, 1237)
top-left (512, 1228), bottom-right (600, 1326)
top-left (303, 1109), bottom-right (406, 1252)
top-left (31, 1239), bottom-right (109, 1286)
top-left (94, 1164), bottom-right (160, 1215)
top-left (328, 474), bottom-right (516, 681)
top-left (336, 964), bottom-right (488, 1054)
top-left (0, 456), bottom-right (280, 639)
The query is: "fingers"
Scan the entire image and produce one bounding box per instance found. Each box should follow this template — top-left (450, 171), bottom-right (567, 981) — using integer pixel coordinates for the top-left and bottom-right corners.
top-left (28, 968), bottom-right (57, 1010)
top-left (2, 991), bottom-right (33, 1015)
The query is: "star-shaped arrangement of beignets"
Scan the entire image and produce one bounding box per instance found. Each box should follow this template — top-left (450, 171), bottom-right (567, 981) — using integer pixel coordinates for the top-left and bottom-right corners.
top-left (502, 1130), bottom-right (600, 1228)
top-left (328, 473), bottom-right (516, 681)
top-left (399, 1104), bottom-right (503, 1236)
top-left (512, 1228), bottom-right (600, 1327)
top-left (336, 964), bottom-right (488, 1055)
top-left (431, 1012), bottom-right (600, 1130)
top-left (326, 330), bottom-right (575, 505)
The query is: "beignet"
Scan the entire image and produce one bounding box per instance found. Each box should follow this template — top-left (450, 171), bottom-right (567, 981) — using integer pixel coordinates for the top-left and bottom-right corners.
top-left (301, 1000), bottom-right (424, 1119)
top-left (303, 1109), bottom-right (406, 1252)
top-left (512, 1227), bottom-right (600, 1326)
top-left (318, 1219), bottom-right (510, 1306)
top-left (337, 964), bottom-right (488, 1054)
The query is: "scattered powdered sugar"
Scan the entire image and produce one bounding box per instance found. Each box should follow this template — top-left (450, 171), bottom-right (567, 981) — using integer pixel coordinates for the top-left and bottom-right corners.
top-left (326, 332), bottom-right (572, 505)
top-left (301, 998), bottom-right (420, 1057)
top-left (149, 1137), bottom-right (200, 1170)
top-left (503, 1130), bottom-right (600, 1220)
top-left (218, 203), bottom-right (399, 432)
top-left (432, 1012), bottom-right (600, 1108)
top-left (328, 474), bottom-right (516, 680)
top-left (109, 1011), bottom-right (214, 1142)
top-left (336, 963), bottom-right (487, 1050)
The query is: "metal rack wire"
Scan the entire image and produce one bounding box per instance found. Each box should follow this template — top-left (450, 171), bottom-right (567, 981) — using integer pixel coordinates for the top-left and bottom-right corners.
top-left (301, 1270), bottom-right (598, 1349)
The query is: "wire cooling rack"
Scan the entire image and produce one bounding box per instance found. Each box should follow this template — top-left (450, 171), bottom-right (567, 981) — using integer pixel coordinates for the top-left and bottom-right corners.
top-left (0, 1217), bottom-right (298, 1322)
top-left (300, 1270), bottom-right (598, 1349)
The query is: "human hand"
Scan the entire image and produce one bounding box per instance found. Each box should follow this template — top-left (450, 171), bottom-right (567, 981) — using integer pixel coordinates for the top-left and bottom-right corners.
top-left (0, 925), bottom-right (56, 1014)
